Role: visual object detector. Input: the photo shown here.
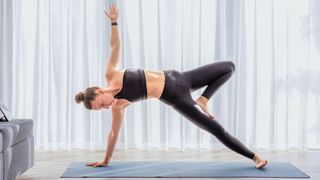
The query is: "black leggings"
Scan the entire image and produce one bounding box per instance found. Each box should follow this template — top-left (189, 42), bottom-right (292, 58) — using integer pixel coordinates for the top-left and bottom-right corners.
top-left (159, 61), bottom-right (255, 160)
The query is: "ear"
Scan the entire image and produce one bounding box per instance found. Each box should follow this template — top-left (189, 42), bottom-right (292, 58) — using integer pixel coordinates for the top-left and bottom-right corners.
top-left (96, 89), bottom-right (104, 94)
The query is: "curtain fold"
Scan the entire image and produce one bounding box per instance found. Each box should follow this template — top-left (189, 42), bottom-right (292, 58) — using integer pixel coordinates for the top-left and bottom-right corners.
top-left (216, 0), bottom-right (320, 150)
top-left (1, 0), bottom-right (319, 152)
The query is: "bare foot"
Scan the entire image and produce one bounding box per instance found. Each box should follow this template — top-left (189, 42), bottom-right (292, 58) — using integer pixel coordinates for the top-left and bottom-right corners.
top-left (253, 154), bottom-right (268, 169)
top-left (195, 98), bottom-right (214, 119)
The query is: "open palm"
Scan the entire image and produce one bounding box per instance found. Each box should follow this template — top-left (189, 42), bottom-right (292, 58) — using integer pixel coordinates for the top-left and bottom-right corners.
top-left (86, 161), bottom-right (108, 168)
top-left (104, 4), bottom-right (118, 22)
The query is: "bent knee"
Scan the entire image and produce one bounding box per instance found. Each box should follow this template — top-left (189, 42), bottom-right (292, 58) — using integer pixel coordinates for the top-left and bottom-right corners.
top-left (224, 61), bottom-right (235, 74)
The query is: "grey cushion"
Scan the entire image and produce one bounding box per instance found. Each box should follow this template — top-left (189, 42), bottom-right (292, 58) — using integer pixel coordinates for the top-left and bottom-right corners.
top-left (0, 119), bottom-right (34, 180)
top-left (3, 136), bottom-right (34, 180)
top-left (0, 119), bottom-right (33, 152)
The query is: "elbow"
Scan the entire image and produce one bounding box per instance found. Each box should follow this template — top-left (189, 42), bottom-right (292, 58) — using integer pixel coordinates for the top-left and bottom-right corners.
top-left (108, 132), bottom-right (118, 140)
top-left (111, 42), bottom-right (120, 48)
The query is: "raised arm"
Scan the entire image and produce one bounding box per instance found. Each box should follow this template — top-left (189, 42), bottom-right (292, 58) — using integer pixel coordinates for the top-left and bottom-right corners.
top-left (104, 4), bottom-right (120, 80)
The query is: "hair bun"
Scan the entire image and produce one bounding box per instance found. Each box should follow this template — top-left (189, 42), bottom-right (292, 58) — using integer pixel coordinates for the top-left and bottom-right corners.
top-left (75, 91), bottom-right (85, 104)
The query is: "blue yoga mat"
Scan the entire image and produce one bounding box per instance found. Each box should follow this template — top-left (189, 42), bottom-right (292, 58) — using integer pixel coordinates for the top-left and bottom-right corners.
top-left (61, 161), bottom-right (310, 178)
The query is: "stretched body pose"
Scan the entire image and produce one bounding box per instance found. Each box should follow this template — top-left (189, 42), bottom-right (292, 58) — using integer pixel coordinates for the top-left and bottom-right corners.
top-left (75, 4), bottom-right (268, 169)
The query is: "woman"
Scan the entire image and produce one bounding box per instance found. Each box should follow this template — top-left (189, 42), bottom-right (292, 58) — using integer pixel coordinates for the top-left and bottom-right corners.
top-left (75, 4), bottom-right (268, 169)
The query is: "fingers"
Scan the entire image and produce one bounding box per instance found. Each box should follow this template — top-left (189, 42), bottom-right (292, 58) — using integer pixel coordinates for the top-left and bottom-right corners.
top-left (86, 162), bottom-right (97, 166)
top-left (93, 163), bottom-right (106, 167)
top-left (108, 4), bottom-right (113, 13)
top-left (112, 4), bottom-right (118, 12)
top-left (86, 161), bottom-right (107, 167)
top-left (109, 3), bottom-right (118, 12)
top-left (105, 4), bottom-right (118, 18)
top-left (93, 164), bottom-right (105, 167)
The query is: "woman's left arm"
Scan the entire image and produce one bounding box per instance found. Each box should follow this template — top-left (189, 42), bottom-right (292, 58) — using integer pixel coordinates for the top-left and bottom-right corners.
top-left (86, 106), bottom-right (124, 167)
top-left (103, 106), bottom-right (125, 165)
top-left (105, 4), bottom-right (120, 80)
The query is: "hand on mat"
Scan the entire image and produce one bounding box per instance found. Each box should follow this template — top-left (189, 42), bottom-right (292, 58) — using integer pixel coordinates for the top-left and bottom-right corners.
top-left (195, 99), bottom-right (214, 120)
top-left (104, 4), bottom-right (119, 23)
top-left (86, 161), bottom-right (108, 168)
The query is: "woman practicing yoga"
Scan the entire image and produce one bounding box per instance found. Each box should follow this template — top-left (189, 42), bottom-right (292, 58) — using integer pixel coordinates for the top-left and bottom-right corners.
top-left (75, 4), bottom-right (268, 169)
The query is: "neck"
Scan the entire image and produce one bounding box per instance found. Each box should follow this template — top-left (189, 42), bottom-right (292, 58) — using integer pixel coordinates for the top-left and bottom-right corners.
top-left (102, 86), bottom-right (119, 96)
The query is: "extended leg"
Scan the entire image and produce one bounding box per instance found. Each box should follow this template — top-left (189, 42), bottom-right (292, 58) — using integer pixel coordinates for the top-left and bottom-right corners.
top-left (172, 98), bottom-right (255, 160)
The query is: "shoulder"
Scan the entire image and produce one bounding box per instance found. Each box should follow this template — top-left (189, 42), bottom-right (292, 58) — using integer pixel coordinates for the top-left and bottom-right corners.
top-left (105, 67), bottom-right (125, 84)
top-left (111, 100), bottom-right (131, 111)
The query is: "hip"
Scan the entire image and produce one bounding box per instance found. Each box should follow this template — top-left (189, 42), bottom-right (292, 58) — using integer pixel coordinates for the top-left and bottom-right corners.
top-left (159, 70), bottom-right (192, 106)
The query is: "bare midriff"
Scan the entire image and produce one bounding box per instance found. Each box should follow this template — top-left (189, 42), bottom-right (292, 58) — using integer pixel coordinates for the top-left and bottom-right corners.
top-left (143, 69), bottom-right (165, 99)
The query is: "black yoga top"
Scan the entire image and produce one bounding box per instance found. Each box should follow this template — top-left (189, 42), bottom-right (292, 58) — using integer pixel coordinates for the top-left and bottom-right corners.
top-left (114, 68), bottom-right (148, 102)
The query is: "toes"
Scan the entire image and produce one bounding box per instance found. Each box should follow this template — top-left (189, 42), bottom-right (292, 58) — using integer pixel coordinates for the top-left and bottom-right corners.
top-left (256, 160), bottom-right (268, 169)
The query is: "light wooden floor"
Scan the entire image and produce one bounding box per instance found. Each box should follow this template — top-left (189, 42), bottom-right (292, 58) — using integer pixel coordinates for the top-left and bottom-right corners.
top-left (17, 149), bottom-right (318, 180)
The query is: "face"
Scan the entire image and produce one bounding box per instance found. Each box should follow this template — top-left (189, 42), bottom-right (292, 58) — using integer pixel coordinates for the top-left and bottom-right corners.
top-left (91, 89), bottom-right (115, 110)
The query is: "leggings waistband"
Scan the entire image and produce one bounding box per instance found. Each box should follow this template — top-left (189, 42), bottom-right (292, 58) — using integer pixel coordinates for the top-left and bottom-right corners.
top-left (159, 70), bottom-right (177, 106)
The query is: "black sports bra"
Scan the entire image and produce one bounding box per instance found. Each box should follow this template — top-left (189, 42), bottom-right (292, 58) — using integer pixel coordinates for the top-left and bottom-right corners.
top-left (114, 68), bottom-right (147, 102)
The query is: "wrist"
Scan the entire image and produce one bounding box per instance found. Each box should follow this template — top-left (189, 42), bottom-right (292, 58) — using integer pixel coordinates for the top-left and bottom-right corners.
top-left (103, 158), bottom-right (109, 164)
top-left (111, 21), bottom-right (118, 26)
top-left (104, 154), bottom-right (110, 162)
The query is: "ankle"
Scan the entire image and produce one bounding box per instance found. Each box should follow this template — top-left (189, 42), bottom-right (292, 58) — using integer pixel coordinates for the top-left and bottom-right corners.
top-left (197, 96), bottom-right (209, 105)
top-left (253, 153), bottom-right (259, 162)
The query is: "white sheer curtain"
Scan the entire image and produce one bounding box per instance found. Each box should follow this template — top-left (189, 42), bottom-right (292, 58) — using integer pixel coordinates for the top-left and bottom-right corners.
top-left (1, 0), bottom-right (319, 152)
top-left (215, 0), bottom-right (320, 151)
